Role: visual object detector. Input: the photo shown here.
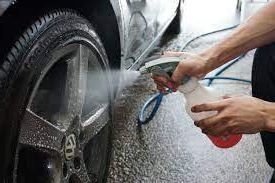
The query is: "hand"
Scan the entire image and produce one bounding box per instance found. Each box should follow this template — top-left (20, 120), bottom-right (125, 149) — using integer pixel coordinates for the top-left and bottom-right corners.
top-left (152, 51), bottom-right (208, 92)
top-left (191, 95), bottom-right (270, 136)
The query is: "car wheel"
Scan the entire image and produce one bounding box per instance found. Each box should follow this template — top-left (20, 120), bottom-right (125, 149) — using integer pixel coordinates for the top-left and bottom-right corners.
top-left (0, 10), bottom-right (113, 183)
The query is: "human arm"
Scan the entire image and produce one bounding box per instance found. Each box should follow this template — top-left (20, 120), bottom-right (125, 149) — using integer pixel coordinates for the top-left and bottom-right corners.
top-left (152, 1), bottom-right (275, 134)
top-left (195, 0), bottom-right (275, 80)
top-left (153, 1), bottom-right (275, 88)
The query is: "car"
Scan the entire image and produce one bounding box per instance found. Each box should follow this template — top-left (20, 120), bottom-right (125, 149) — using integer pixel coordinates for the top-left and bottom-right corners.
top-left (0, 0), bottom-right (181, 182)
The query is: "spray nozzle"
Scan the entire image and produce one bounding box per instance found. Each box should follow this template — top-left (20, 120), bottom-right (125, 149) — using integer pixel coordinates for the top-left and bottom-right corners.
top-left (139, 56), bottom-right (180, 75)
top-left (139, 56), bottom-right (192, 85)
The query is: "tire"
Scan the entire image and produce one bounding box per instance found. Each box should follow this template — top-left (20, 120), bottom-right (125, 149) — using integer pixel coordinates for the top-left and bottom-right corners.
top-left (0, 10), bottom-right (113, 183)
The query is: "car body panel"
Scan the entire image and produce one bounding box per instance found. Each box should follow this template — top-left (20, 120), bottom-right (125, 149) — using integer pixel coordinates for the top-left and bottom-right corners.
top-left (0, 0), bottom-right (180, 70)
top-left (110, 0), bottom-right (179, 70)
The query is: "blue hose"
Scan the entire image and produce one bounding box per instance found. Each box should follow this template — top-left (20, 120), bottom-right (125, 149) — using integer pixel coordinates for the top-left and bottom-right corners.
top-left (138, 93), bottom-right (164, 125)
top-left (204, 76), bottom-right (251, 84)
top-left (206, 54), bottom-right (247, 86)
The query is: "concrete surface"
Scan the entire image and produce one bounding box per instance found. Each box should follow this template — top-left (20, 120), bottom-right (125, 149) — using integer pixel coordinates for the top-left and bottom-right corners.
top-left (107, 0), bottom-right (274, 182)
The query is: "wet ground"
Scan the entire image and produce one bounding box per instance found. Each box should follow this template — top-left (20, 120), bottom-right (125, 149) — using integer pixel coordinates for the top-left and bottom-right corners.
top-left (107, 0), bottom-right (274, 182)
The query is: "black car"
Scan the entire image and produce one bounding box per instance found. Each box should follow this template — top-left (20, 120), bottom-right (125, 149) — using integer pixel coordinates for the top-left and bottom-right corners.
top-left (0, 0), bottom-right (181, 182)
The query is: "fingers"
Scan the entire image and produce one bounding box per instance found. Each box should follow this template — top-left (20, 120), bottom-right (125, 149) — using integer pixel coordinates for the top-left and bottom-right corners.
top-left (171, 63), bottom-right (187, 85)
top-left (161, 51), bottom-right (195, 85)
top-left (204, 123), bottom-right (230, 136)
top-left (151, 75), bottom-right (177, 91)
top-left (157, 85), bottom-right (166, 93)
top-left (194, 115), bottom-right (230, 136)
top-left (191, 101), bottom-right (224, 113)
top-left (192, 101), bottom-right (228, 136)
top-left (171, 58), bottom-right (194, 85)
top-left (194, 114), bottom-right (221, 129)
top-left (152, 75), bottom-right (170, 86)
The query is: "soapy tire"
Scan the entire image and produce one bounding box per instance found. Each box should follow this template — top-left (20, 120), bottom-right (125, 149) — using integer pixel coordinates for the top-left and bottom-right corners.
top-left (0, 10), bottom-right (113, 182)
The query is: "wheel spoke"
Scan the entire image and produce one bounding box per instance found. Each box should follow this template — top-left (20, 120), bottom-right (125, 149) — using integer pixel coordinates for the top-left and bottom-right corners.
top-left (78, 44), bottom-right (89, 114)
top-left (80, 105), bottom-right (109, 146)
top-left (19, 109), bottom-right (65, 152)
top-left (59, 44), bottom-right (89, 126)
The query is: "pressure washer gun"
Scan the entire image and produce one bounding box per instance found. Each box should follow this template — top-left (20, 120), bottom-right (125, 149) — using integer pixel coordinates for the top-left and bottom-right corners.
top-left (139, 56), bottom-right (242, 148)
top-left (140, 56), bottom-right (182, 92)
top-left (140, 56), bottom-right (180, 77)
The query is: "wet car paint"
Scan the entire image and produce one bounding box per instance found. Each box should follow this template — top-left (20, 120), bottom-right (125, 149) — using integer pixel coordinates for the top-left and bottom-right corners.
top-left (110, 0), bottom-right (179, 69)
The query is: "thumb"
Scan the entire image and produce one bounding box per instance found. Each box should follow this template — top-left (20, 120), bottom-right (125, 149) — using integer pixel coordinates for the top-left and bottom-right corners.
top-left (171, 63), bottom-right (187, 85)
top-left (171, 52), bottom-right (193, 84)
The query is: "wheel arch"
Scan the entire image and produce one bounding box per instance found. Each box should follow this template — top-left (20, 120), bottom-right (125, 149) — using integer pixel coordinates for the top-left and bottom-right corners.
top-left (0, 0), bottom-right (121, 69)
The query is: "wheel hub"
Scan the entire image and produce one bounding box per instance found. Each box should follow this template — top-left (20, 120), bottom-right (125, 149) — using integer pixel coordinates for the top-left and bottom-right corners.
top-left (16, 42), bottom-right (110, 183)
top-left (65, 134), bottom-right (77, 161)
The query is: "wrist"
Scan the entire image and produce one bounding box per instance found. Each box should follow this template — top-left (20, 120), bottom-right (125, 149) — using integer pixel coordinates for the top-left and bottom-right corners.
top-left (198, 40), bottom-right (242, 74)
top-left (198, 48), bottom-right (221, 74)
top-left (262, 101), bottom-right (275, 132)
